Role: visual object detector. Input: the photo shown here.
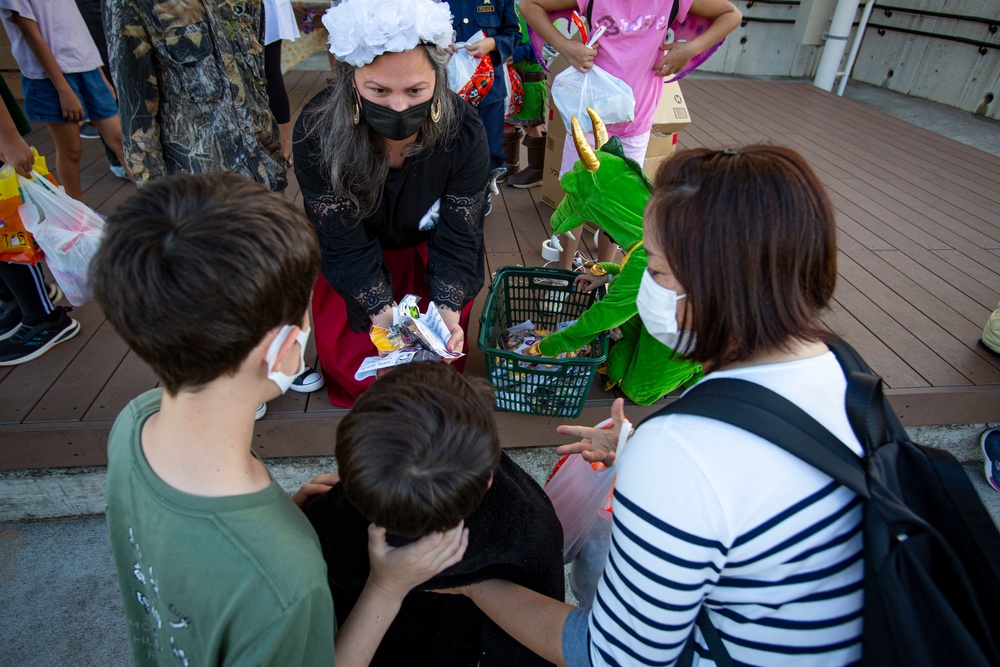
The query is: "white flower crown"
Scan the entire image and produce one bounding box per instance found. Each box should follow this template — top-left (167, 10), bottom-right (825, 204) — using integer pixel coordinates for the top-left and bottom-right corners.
top-left (324, 0), bottom-right (455, 68)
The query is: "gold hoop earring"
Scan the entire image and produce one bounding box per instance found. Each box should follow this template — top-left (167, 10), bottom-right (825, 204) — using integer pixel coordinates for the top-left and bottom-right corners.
top-left (353, 99), bottom-right (361, 126)
top-left (430, 97), bottom-right (442, 124)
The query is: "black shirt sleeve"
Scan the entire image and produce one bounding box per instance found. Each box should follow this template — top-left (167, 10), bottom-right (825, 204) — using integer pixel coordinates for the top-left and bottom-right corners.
top-left (426, 101), bottom-right (490, 312)
top-left (294, 91), bottom-right (394, 332)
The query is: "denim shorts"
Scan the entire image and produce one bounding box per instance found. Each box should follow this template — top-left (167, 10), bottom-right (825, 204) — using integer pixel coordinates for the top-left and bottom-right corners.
top-left (22, 69), bottom-right (119, 124)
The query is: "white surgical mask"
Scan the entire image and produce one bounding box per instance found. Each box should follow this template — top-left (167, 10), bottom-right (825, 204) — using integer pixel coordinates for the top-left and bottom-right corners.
top-left (636, 270), bottom-right (695, 355)
top-left (265, 325), bottom-right (310, 394)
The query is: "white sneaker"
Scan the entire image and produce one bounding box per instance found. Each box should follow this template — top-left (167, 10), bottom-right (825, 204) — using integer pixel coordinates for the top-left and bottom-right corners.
top-left (255, 403), bottom-right (266, 421)
top-left (290, 366), bottom-right (325, 393)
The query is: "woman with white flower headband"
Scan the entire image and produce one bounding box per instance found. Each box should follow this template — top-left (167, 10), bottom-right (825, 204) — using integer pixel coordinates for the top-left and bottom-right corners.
top-left (294, 0), bottom-right (489, 408)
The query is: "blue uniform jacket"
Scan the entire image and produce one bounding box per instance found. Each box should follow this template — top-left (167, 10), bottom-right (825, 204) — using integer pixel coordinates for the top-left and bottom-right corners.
top-left (448, 0), bottom-right (521, 105)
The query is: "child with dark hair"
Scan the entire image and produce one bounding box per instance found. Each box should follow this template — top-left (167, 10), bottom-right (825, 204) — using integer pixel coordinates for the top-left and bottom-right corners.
top-left (304, 361), bottom-right (565, 667)
top-left (94, 172), bottom-right (468, 667)
top-left (0, 0), bottom-right (127, 200)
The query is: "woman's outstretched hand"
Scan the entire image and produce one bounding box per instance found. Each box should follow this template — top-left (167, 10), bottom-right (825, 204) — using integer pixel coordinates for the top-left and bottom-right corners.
top-left (555, 397), bottom-right (626, 466)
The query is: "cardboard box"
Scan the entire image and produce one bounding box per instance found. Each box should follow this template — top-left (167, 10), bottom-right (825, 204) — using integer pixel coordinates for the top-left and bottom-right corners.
top-left (652, 81), bottom-right (690, 135)
top-left (539, 123), bottom-right (566, 209)
top-left (642, 132), bottom-right (678, 177)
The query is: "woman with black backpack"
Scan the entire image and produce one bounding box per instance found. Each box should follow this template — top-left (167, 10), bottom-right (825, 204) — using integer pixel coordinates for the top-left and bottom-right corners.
top-left (448, 145), bottom-right (868, 665)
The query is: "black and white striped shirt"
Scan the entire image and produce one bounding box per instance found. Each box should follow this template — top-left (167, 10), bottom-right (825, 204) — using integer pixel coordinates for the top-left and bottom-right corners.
top-left (567, 352), bottom-right (865, 666)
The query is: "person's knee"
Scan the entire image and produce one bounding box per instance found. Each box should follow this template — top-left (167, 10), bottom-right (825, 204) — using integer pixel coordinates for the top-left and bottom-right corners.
top-left (56, 137), bottom-right (83, 162)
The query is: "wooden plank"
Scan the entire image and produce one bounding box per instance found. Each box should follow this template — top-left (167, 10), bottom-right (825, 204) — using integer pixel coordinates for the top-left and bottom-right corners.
top-left (769, 82), bottom-right (1000, 198)
top-left (487, 252), bottom-right (524, 277)
top-left (509, 185), bottom-right (554, 263)
top-left (742, 82), bottom-right (1000, 214)
top-left (24, 318), bottom-right (130, 422)
top-left (486, 187), bottom-right (522, 255)
top-left (82, 350), bottom-right (158, 420)
top-left (0, 421), bottom-right (112, 470)
top-left (886, 386), bottom-right (1000, 426)
top-left (0, 300), bottom-right (107, 424)
top-left (464, 280), bottom-right (490, 378)
top-left (694, 80), bottom-right (1000, 222)
top-left (820, 296), bottom-right (928, 387)
top-left (837, 252), bottom-right (1000, 385)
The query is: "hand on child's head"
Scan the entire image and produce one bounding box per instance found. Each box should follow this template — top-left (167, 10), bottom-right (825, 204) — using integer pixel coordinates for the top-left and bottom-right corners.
top-left (291, 473), bottom-right (340, 509)
top-left (367, 521), bottom-right (469, 600)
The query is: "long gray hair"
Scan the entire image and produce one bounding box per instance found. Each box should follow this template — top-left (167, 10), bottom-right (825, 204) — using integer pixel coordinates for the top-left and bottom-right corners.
top-left (301, 45), bottom-right (461, 220)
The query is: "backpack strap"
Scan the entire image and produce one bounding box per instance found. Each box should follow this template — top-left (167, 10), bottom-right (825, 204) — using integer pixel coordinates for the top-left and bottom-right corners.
top-left (677, 607), bottom-right (736, 667)
top-left (826, 336), bottom-right (910, 455)
top-left (649, 378), bottom-right (870, 498)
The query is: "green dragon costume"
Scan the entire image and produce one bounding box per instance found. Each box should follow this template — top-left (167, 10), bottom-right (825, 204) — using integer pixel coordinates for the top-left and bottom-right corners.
top-left (535, 110), bottom-right (701, 405)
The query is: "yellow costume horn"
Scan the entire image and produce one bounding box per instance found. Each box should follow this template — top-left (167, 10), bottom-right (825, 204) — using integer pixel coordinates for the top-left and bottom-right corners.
top-left (587, 107), bottom-right (609, 150)
top-left (572, 116), bottom-right (600, 172)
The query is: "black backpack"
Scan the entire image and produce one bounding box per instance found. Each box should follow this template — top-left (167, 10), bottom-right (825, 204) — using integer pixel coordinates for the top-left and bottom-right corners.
top-left (659, 338), bottom-right (1000, 667)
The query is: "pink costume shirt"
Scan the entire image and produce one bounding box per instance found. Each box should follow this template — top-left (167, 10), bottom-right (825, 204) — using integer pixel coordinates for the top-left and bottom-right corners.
top-left (576, 0), bottom-right (693, 137)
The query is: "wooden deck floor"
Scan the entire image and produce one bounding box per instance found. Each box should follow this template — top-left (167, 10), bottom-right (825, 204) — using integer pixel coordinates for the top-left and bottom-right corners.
top-left (2, 71), bottom-right (998, 471)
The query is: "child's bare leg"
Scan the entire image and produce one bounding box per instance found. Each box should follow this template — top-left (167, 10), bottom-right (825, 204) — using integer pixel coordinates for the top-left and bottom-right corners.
top-left (279, 122), bottom-right (292, 163)
top-left (524, 125), bottom-right (543, 139)
top-left (598, 232), bottom-right (617, 262)
top-left (557, 225), bottom-right (583, 270)
top-left (91, 115), bottom-right (127, 173)
top-left (46, 122), bottom-right (84, 200)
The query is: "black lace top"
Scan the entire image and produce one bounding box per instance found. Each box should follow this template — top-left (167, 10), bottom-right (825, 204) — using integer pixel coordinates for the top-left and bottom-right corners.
top-left (294, 90), bottom-right (489, 332)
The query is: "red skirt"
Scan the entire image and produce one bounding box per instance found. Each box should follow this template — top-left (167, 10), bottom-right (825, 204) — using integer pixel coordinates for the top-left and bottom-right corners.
top-left (312, 244), bottom-right (474, 408)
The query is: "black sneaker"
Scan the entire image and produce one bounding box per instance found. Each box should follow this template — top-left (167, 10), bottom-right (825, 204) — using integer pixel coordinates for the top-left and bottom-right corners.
top-left (0, 308), bottom-right (81, 365)
top-left (79, 122), bottom-right (100, 139)
top-left (0, 299), bottom-right (22, 341)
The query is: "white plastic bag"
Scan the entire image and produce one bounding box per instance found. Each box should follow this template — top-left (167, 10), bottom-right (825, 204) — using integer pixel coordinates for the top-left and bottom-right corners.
top-left (17, 172), bottom-right (105, 305)
top-left (570, 512), bottom-right (612, 606)
top-left (550, 64), bottom-right (635, 132)
top-left (447, 30), bottom-right (485, 93)
top-left (544, 416), bottom-right (632, 563)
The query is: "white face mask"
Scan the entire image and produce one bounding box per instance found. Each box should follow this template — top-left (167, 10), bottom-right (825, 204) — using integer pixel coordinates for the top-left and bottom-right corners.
top-left (264, 325), bottom-right (310, 394)
top-left (636, 269), bottom-right (695, 355)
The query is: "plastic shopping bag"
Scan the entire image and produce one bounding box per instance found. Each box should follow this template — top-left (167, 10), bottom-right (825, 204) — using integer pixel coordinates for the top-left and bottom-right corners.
top-left (17, 171), bottom-right (105, 305)
top-left (544, 416), bottom-right (632, 563)
top-left (570, 513), bottom-right (611, 606)
top-left (550, 64), bottom-right (634, 132)
top-left (447, 30), bottom-right (494, 107)
top-left (0, 151), bottom-right (57, 265)
top-left (503, 63), bottom-right (523, 118)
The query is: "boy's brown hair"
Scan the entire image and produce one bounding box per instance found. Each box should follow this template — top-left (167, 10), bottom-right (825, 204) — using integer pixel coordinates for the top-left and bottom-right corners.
top-left (336, 362), bottom-right (501, 538)
top-left (90, 172), bottom-right (320, 394)
top-left (647, 145), bottom-right (837, 369)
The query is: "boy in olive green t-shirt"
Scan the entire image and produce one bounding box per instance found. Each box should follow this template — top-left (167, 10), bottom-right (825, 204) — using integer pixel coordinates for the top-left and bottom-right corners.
top-left (93, 173), bottom-right (468, 666)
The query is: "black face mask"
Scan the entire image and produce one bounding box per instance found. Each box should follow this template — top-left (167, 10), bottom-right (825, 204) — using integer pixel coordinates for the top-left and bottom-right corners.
top-left (359, 96), bottom-right (432, 141)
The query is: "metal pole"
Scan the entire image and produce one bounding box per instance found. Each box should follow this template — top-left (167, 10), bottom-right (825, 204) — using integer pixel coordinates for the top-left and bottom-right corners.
top-left (836, 0), bottom-right (877, 96)
top-left (813, 0), bottom-right (862, 91)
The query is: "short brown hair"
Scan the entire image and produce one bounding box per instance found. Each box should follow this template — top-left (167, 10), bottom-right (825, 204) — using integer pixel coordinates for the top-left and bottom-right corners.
top-left (336, 362), bottom-right (501, 538)
top-left (90, 172), bottom-right (320, 394)
top-left (648, 145), bottom-right (837, 368)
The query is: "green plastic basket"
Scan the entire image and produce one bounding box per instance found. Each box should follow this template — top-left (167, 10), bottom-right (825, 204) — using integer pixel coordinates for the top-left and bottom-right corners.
top-left (477, 266), bottom-right (609, 418)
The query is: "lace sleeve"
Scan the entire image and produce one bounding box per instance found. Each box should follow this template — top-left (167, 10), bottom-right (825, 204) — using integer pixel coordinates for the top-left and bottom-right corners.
top-left (425, 108), bottom-right (490, 313)
top-left (302, 190), bottom-right (394, 332)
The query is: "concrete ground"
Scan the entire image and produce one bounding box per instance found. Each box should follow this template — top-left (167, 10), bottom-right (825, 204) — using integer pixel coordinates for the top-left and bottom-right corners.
top-left (2, 72), bottom-right (999, 666)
